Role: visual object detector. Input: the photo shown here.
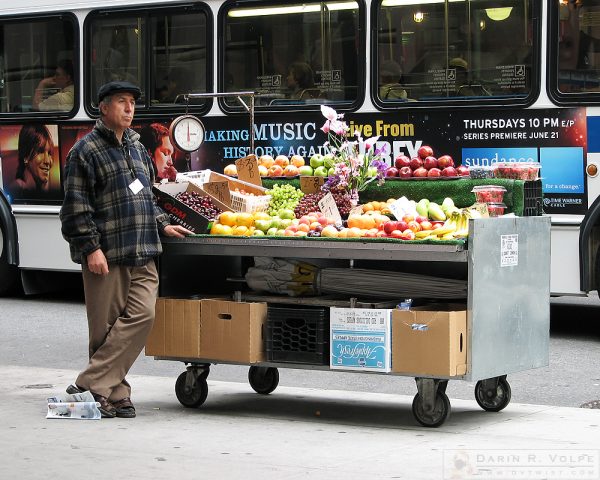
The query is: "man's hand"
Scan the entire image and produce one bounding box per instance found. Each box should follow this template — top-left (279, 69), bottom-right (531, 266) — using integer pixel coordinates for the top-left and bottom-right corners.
top-left (163, 224), bottom-right (193, 238)
top-left (86, 249), bottom-right (109, 275)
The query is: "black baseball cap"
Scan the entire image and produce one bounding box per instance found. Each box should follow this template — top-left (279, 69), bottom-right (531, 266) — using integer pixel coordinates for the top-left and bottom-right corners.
top-left (97, 81), bottom-right (141, 103)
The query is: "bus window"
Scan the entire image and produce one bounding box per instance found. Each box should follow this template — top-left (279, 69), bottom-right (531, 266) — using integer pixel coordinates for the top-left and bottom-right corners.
top-left (0, 15), bottom-right (76, 114)
top-left (220, 0), bottom-right (363, 109)
top-left (374, 0), bottom-right (536, 105)
top-left (555, 0), bottom-right (600, 96)
top-left (88, 5), bottom-right (210, 111)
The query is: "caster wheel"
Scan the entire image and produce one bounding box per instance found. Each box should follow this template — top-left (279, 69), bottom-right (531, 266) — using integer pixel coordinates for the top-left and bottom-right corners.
top-left (248, 366), bottom-right (279, 394)
top-left (175, 371), bottom-right (208, 408)
top-left (412, 391), bottom-right (451, 427)
top-left (475, 377), bottom-right (511, 412)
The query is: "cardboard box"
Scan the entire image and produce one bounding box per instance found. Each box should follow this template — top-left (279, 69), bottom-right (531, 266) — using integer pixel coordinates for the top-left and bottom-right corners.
top-left (146, 297), bottom-right (202, 358)
top-left (152, 181), bottom-right (229, 234)
top-left (392, 305), bottom-right (468, 376)
top-left (330, 308), bottom-right (392, 372)
top-left (199, 299), bottom-right (267, 363)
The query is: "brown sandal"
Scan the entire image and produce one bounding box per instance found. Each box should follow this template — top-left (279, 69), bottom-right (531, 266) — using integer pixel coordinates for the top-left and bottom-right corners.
top-left (113, 397), bottom-right (136, 418)
top-left (91, 392), bottom-right (116, 418)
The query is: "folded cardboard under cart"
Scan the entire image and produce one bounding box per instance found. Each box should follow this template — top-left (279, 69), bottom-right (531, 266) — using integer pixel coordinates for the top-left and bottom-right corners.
top-left (146, 216), bottom-right (550, 427)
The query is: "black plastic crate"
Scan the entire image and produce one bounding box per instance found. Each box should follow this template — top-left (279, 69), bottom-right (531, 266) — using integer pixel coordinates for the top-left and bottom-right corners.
top-left (266, 306), bottom-right (329, 365)
top-left (523, 179), bottom-right (543, 216)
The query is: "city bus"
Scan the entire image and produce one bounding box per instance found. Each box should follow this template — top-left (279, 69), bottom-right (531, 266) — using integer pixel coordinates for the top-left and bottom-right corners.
top-left (0, 0), bottom-right (599, 298)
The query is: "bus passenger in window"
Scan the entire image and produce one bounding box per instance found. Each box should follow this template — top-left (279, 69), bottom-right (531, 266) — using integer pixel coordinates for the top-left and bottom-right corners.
top-left (379, 60), bottom-right (407, 100)
top-left (33, 59), bottom-right (74, 111)
top-left (10, 125), bottom-right (54, 197)
top-left (287, 62), bottom-right (317, 99)
top-left (139, 123), bottom-right (177, 181)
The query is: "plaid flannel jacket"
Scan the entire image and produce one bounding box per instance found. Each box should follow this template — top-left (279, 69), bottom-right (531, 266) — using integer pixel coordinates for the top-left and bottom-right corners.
top-left (60, 119), bottom-right (170, 266)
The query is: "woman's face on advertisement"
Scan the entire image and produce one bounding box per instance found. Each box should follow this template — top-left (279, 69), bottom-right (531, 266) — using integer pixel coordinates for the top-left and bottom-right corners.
top-left (28, 140), bottom-right (53, 184)
top-left (154, 135), bottom-right (174, 174)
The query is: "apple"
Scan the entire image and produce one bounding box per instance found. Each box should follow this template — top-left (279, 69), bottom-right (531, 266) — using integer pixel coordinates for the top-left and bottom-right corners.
top-left (268, 165), bottom-right (284, 176)
top-left (385, 167), bottom-right (399, 177)
top-left (269, 217), bottom-right (281, 229)
top-left (283, 165), bottom-right (299, 177)
top-left (456, 165), bottom-right (470, 176)
top-left (401, 229), bottom-right (416, 240)
top-left (290, 154), bottom-right (305, 167)
top-left (395, 220), bottom-right (409, 232)
top-left (279, 208), bottom-right (296, 220)
top-left (266, 227), bottom-right (278, 236)
top-left (254, 219), bottom-right (273, 232)
top-left (437, 155), bottom-right (454, 168)
top-left (383, 221), bottom-right (398, 235)
top-left (258, 165), bottom-right (269, 177)
top-left (415, 215), bottom-right (428, 223)
top-left (410, 157), bottom-right (423, 170)
top-left (313, 166), bottom-right (329, 177)
top-left (398, 166), bottom-right (412, 178)
top-left (412, 167), bottom-right (428, 178)
top-left (323, 153), bottom-right (336, 169)
top-left (279, 219), bottom-right (293, 228)
top-left (390, 229), bottom-right (404, 239)
top-left (418, 145), bottom-right (434, 159)
top-left (259, 155), bottom-right (274, 168)
top-left (420, 220), bottom-right (433, 230)
top-left (252, 229), bottom-right (265, 236)
top-left (328, 167), bottom-right (336, 176)
top-left (441, 166), bottom-right (458, 177)
top-left (407, 220), bottom-right (422, 232)
top-left (309, 153), bottom-right (325, 168)
top-left (395, 155), bottom-right (411, 169)
top-left (298, 165), bottom-right (314, 176)
top-left (423, 156), bottom-right (438, 170)
top-left (274, 155), bottom-right (290, 167)
top-left (321, 225), bottom-right (339, 238)
top-left (427, 168), bottom-right (442, 177)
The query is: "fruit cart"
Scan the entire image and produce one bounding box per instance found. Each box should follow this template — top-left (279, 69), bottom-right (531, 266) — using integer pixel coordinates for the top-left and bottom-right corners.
top-left (149, 215), bottom-right (550, 427)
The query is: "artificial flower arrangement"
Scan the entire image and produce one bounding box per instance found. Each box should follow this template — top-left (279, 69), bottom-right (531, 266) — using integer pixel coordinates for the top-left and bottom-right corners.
top-left (320, 105), bottom-right (388, 203)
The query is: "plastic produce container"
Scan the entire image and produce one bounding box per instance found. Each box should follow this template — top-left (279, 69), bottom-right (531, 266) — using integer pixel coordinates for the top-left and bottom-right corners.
top-left (495, 162), bottom-right (540, 180)
top-left (487, 202), bottom-right (507, 217)
top-left (469, 165), bottom-right (497, 179)
top-left (471, 185), bottom-right (507, 203)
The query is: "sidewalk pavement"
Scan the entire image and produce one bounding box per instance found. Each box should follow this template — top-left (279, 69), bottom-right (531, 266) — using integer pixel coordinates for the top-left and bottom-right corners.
top-left (1, 364), bottom-right (599, 480)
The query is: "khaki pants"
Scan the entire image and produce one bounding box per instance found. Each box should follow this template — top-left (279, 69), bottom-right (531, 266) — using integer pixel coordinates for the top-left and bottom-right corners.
top-left (77, 259), bottom-right (158, 401)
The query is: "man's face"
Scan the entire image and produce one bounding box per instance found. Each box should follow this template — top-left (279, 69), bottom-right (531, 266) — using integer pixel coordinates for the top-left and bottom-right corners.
top-left (101, 92), bottom-right (136, 132)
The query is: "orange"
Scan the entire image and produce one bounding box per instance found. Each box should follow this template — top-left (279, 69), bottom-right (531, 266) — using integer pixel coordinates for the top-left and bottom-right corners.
top-left (362, 203), bottom-right (374, 212)
top-left (236, 212), bottom-right (254, 227)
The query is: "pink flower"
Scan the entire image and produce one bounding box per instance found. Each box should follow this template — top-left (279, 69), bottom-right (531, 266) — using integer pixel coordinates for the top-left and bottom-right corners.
top-left (330, 120), bottom-right (347, 136)
top-left (321, 105), bottom-right (337, 122)
top-left (321, 120), bottom-right (330, 134)
top-left (364, 135), bottom-right (380, 151)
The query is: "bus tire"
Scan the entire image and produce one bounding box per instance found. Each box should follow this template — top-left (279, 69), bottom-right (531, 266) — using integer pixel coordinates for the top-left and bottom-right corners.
top-left (0, 221), bottom-right (18, 296)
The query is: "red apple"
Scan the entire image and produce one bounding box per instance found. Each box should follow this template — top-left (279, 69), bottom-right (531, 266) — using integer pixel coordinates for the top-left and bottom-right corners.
top-left (427, 168), bottom-right (442, 177)
top-left (407, 220), bottom-right (422, 232)
top-left (409, 157), bottom-right (423, 170)
top-left (415, 215), bottom-right (428, 223)
top-left (456, 165), bottom-right (470, 176)
top-left (418, 145), bottom-right (434, 159)
top-left (412, 167), bottom-right (428, 177)
top-left (441, 166), bottom-right (458, 177)
top-left (390, 229), bottom-right (404, 239)
top-left (398, 166), bottom-right (413, 178)
top-left (395, 155), bottom-right (411, 169)
top-left (423, 156), bottom-right (438, 170)
top-left (420, 220), bottom-right (433, 230)
top-left (383, 221), bottom-right (399, 235)
top-left (401, 229), bottom-right (416, 240)
top-left (385, 167), bottom-right (399, 177)
top-left (437, 155), bottom-right (455, 168)
top-left (395, 220), bottom-right (409, 232)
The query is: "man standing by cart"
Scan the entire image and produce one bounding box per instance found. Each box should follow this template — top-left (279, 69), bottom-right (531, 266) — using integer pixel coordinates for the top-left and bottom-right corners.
top-left (60, 81), bottom-right (191, 418)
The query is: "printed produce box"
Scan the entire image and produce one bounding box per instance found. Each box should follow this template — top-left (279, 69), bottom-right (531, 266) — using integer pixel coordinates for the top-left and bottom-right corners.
top-left (330, 308), bottom-right (392, 372)
top-left (153, 181), bottom-right (229, 234)
top-left (392, 304), bottom-right (467, 377)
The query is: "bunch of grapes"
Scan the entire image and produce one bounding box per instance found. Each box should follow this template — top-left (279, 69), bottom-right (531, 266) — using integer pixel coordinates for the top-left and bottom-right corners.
top-left (266, 183), bottom-right (304, 216)
top-left (294, 190), bottom-right (353, 218)
top-left (175, 191), bottom-right (222, 220)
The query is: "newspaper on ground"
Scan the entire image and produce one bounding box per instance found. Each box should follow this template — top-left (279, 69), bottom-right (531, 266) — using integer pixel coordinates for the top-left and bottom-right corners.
top-left (46, 391), bottom-right (101, 420)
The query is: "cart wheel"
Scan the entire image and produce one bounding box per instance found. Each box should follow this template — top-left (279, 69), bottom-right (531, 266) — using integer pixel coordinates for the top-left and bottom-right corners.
top-left (248, 366), bottom-right (279, 394)
top-left (175, 371), bottom-right (208, 408)
top-left (475, 377), bottom-right (511, 412)
top-left (412, 391), bottom-right (451, 428)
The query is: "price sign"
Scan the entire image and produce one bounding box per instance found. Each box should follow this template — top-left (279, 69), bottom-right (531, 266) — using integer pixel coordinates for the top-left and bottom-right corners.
top-left (388, 199), bottom-right (406, 221)
top-left (318, 192), bottom-right (342, 224)
top-left (203, 181), bottom-right (231, 205)
top-left (235, 155), bottom-right (262, 186)
top-left (348, 205), bottom-right (363, 217)
top-left (300, 176), bottom-right (325, 194)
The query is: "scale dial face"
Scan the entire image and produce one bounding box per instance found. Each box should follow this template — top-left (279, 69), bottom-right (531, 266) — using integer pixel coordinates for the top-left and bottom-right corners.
top-left (169, 115), bottom-right (205, 152)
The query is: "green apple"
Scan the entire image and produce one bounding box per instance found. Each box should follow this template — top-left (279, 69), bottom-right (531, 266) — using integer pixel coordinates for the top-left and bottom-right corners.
top-left (328, 167), bottom-right (335, 176)
top-left (279, 218), bottom-right (293, 228)
top-left (269, 216), bottom-right (281, 229)
top-left (252, 229), bottom-right (265, 236)
top-left (279, 208), bottom-right (296, 220)
top-left (276, 229), bottom-right (286, 236)
top-left (309, 153), bottom-right (324, 169)
top-left (314, 166), bottom-right (329, 177)
top-left (266, 227), bottom-right (279, 236)
top-left (323, 153), bottom-right (336, 169)
top-left (254, 219), bottom-right (272, 232)
top-left (298, 165), bottom-right (314, 176)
